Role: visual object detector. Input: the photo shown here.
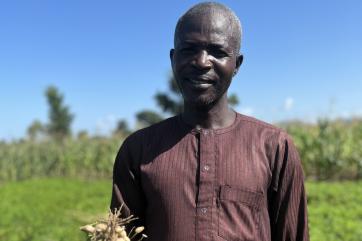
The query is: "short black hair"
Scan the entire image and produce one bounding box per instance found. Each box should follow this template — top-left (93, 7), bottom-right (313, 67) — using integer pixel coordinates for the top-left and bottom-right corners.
top-left (174, 2), bottom-right (242, 54)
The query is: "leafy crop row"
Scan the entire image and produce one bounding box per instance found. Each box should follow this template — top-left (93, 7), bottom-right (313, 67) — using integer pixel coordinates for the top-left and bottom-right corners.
top-left (0, 137), bottom-right (121, 183)
top-left (284, 118), bottom-right (362, 180)
top-left (1, 119), bottom-right (361, 182)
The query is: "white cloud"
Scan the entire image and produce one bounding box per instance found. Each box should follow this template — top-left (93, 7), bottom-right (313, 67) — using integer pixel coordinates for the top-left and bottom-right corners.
top-left (284, 97), bottom-right (294, 111)
top-left (239, 107), bottom-right (254, 116)
top-left (337, 109), bottom-right (362, 119)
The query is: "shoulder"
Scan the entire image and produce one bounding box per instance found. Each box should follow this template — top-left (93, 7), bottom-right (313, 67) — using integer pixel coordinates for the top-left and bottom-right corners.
top-left (235, 113), bottom-right (288, 142)
top-left (235, 112), bottom-right (297, 163)
top-left (115, 116), bottom-right (179, 164)
top-left (122, 115), bottom-right (179, 149)
top-left (237, 113), bottom-right (283, 132)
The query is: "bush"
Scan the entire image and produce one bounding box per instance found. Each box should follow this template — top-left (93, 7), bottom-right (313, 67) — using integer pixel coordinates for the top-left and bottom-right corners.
top-left (283, 118), bottom-right (362, 180)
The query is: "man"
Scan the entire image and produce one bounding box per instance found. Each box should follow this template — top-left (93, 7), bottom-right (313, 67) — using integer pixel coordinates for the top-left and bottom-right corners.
top-left (111, 2), bottom-right (309, 241)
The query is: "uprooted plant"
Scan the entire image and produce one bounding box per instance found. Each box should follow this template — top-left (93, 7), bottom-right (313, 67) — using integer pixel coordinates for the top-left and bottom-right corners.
top-left (80, 204), bottom-right (147, 241)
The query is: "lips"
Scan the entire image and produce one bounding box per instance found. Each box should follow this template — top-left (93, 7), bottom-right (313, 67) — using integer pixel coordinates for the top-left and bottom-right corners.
top-left (186, 77), bottom-right (215, 89)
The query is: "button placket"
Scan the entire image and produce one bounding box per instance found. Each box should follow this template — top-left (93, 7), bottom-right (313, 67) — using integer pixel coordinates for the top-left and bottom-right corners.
top-left (196, 130), bottom-right (215, 241)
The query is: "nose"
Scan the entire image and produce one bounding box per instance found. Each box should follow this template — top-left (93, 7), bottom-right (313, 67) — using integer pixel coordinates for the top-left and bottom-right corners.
top-left (192, 50), bottom-right (212, 70)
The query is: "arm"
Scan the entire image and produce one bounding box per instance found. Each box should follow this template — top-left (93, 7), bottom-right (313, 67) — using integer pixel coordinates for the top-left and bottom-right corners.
top-left (269, 132), bottom-right (309, 241)
top-left (110, 138), bottom-right (146, 229)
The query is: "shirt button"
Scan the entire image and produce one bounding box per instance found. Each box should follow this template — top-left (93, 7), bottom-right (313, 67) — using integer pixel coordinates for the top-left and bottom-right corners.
top-left (201, 208), bottom-right (208, 213)
top-left (203, 165), bottom-right (210, 171)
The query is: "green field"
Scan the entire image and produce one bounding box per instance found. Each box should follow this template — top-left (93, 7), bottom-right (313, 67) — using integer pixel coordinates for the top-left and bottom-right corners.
top-left (0, 179), bottom-right (111, 241)
top-left (0, 179), bottom-right (361, 241)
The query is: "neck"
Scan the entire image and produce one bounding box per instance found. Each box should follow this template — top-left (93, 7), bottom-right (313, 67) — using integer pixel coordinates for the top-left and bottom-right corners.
top-left (182, 94), bottom-right (236, 129)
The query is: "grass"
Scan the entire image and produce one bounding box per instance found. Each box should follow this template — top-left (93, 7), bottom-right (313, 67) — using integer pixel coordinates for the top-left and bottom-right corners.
top-left (0, 178), bottom-right (111, 241)
top-left (0, 178), bottom-right (361, 241)
top-left (307, 181), bottom-right (362, 241)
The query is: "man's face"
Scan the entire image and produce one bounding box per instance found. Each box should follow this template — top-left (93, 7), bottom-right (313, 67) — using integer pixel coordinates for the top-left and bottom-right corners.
top-left (171, 13), bottom-right (242, 108)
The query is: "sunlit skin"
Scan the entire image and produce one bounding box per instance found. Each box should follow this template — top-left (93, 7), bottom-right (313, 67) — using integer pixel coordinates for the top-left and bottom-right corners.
top-left (170, 12), bottom-right (243, 130)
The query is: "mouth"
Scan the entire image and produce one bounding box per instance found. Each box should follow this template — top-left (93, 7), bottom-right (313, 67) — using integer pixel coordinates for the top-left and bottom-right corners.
top-left (187, 78), bottom-right (214, 89)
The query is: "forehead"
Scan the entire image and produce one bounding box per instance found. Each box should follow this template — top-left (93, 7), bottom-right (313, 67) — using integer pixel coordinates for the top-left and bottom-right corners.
top-left (175, 13), bottom-right (235, 47)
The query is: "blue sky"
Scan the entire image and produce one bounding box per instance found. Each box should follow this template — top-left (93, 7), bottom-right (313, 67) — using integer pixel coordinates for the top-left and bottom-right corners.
top-left (1, 0), bottom-right (361, 140)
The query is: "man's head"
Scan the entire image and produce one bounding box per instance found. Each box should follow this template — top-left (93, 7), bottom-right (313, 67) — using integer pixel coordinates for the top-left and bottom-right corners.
top-left (171, 2), bottom-right (243, 109)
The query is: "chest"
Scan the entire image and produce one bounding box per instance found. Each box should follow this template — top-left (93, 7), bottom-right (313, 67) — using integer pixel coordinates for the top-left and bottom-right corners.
top-left (139, 133), bottom-right (271, 198)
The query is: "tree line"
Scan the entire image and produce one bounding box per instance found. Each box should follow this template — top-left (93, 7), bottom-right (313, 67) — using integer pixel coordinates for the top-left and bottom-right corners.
top-left (27, 75), bottom-right (240, 141)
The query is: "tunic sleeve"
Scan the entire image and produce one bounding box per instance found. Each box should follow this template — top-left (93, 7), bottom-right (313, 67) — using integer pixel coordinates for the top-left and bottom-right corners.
top-left (269, 132), bottom-right (309, 241)
top-left (110, 137), bottom-right (146, 229)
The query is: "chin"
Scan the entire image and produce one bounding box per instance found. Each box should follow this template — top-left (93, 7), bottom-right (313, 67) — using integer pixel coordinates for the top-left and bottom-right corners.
top-left (186, 96), bottom-right (217, 110)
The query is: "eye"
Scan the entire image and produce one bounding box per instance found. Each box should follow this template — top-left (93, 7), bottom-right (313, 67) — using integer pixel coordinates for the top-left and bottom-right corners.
top-left (180, 47), bottom-right (196, 55)
top-left (210, 49), bottom-right (228, 58)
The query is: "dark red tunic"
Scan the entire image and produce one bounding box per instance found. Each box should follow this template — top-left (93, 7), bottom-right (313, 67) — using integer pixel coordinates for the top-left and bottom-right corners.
top-left (111, 113), bottom-right (309, 241)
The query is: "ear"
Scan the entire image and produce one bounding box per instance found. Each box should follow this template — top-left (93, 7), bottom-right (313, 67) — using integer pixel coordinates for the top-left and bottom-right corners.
top-left (233, 54), bottom-right (243, 76)
top-left (170, 49), bottom-right (175, 64)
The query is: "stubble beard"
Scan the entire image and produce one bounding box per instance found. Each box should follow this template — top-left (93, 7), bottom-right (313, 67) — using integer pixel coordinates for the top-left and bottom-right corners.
top-left (183, 87), bottom-right (229, 112)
